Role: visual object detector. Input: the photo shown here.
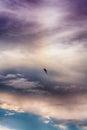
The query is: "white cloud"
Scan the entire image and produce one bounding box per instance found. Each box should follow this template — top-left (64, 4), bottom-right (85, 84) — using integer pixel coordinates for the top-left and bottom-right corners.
top-left (0, 73), bottom-right (23, 79)
top-left (57, 124), bottom-right (67, 130)
top-left (0, 126), bottom-right (15, 130)
top-left (5, 78), bottom-right (40, 89)
top-left (5, 74), bottom-right (17, 79)
top-left (41, 116), bottom-right (51, 124)
top-left (5, 111), bottom-right (15, 116)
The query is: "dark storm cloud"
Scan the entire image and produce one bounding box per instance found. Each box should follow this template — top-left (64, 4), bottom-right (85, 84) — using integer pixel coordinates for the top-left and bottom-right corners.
top-left (69, 0), bottom-right (87, 18)
top-left (0, 12), bottom-right (40, 43)
top-left (4, 0), bottom-right (42, 8)
top-left (0, 0), bottom-right (87, 47)
top-left (0, 12), bottom-right (23, 36)
top-left (63, 0), bottom-right (87, 43)
top-left (0, 1), bottom-right (66, 42)
top-left (71, 31), bottom-right (87, 43)
top-left (0, 0), bottom-right (87, 44)
top-left (0, 69), bottom-right (87, 98)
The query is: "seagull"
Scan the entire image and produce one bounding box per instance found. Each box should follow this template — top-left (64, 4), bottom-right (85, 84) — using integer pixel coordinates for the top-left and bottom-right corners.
top-left (43, 68), bottom-right (47, 74)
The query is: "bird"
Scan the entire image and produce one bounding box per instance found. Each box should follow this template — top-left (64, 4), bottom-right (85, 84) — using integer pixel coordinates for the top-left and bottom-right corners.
top-left (43, 68), bottom-right (47, 74)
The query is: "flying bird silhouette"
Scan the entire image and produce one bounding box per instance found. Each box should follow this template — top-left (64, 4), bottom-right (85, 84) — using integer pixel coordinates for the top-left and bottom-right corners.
top-left (43, 68), bottom-right (47, 74)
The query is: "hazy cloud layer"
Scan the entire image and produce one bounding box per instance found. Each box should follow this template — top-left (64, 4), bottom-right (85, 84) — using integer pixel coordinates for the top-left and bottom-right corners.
top-left (1, 91), bottom-right (87, 120)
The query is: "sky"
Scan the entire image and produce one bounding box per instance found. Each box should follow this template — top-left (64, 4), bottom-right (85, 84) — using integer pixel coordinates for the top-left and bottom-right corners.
top-left (0, 0), bottom-right (87, 130)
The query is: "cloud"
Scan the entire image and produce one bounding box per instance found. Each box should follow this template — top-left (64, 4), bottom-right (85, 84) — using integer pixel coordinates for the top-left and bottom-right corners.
top-left (4, 78), bottom-right (40, 89)
top-left (0, 43), bottom-right (87, 86)
top-left (0, 75), bottom-right (5, 79)
top-left (0, 91), bottom-right (87, 120)
top-left (41, 116), bottom-right (51, 124)
top-left (68, 0), bottom-right (87, 18)
top-left (0, 0), bottom-right (87, 87)
top-left (3, 0), bottom-right (42, 8)
top-left (5, 74), bottom-right (17, 79)
top-left (0, 0), bottom-right (87, 123)
top-left (0, 126), bottom-right (15, 130)
top-left (0, 0), bottom-right (69, 46)
top-left (0, 73), bottom-right (50, 95)
top-left (0, 0), bottom-right (87, 47)
top-left (55, 124), bottom-right (67, 130)
top-left (0, 73), bottom-right (23, 79)
top-left (5, 111), bottom-right (15, 116)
